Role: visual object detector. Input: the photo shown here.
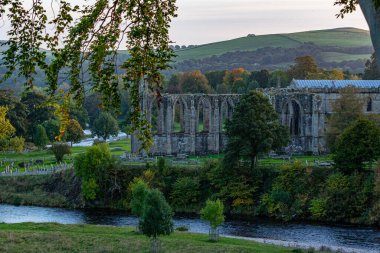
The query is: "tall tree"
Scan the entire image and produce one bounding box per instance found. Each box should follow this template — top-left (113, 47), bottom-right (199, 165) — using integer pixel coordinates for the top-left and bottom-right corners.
top-left (0, 0), bottom-right (178, 152)
top-left (34, 124), bottom-right (49, 149)
top-left (181, 70), bottom-right (213, 94)
top-left (325, 86), bottom-right (364, 150)
top-left (65, 119), bottom-right (85, 146)
top-left (224, 91), bottom-right (289, 169)
top-left (92, 112), bottom-right (119, 140)
top-left (0, 90), bottom-right (27, 137)
top-left (288, 56), bottom-right (318, 79)
top-left (0, 106), bottom-right (16, 140)
top-left (21, 91), bottom-right (55, 140)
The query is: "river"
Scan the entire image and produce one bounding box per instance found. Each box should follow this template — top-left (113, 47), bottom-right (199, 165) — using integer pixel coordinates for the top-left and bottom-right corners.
top-left (0, 204), bottom-right (379, 253)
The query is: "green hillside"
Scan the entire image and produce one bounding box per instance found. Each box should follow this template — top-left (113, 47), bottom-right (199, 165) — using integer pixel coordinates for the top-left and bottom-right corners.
top-left (174, 27), bottom-right (372, 62)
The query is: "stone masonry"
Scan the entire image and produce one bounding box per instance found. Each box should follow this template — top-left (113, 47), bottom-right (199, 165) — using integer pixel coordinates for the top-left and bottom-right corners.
top-left (132, 82), bottom-right (380, 155)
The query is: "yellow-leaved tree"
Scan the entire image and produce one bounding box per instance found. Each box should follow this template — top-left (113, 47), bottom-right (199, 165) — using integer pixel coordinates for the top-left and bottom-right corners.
top-left (0, 106), bottom-right (15, 140)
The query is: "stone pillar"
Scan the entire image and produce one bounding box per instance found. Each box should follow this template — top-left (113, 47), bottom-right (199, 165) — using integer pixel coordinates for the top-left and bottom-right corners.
top-left (190, 98), bottom-right (196, 154)
top-left (165, 98), bottom-right (172, 155)
top-left (214, 98), bottom-right (220, 153)
top-left (311, 96), bottom-right (321, 155)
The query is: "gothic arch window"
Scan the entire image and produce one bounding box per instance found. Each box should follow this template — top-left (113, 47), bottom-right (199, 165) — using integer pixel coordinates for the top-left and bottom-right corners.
top-left (148, 98), bottom-right (163, 134)
top-left (220, 98), bottom-right (234, 132)
top-left (282, 100), bottom-right (302, 136)
top-left (367, 97), bottom-right (373, 112)
top-left (197, 98), bottom-right (211, 133)
top-left (172, 98), bottom-right (187, 133)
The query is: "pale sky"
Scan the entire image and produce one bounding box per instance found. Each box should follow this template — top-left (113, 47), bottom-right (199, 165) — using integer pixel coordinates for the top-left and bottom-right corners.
top-left (0, 0), bottom-right (369, 46)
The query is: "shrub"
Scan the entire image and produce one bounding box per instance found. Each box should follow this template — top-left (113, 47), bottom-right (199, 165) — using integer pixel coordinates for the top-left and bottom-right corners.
top-left (170, 177), bottom-right (200, 212)
top-left (82, 178), bottom-right (98, 201)
top-left (200, 199), bottom-right (224, 241)
top-left (51, 143), bottom-right (71, 162)
top-left (9, 136), bottom-right (25, 152)
top-left (129, 178), bottom-right (149, 217)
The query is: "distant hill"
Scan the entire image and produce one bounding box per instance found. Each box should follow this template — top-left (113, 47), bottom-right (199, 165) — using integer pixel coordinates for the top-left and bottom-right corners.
top-left (0, 27), bottom-right (374, 91)
top-left (168, 27), bottom-right (372, 74)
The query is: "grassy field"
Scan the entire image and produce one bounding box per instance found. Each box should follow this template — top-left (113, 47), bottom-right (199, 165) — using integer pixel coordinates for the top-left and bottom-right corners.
top-left (174, 27), bottom-right (371, 62)
top-left (0, 139), bottom-right (131, 172)
top-left (0, 223), bottom-right (326, 253)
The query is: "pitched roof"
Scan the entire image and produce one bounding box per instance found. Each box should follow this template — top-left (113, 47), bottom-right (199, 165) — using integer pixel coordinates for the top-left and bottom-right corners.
top-left (289, 79), bottom-right (380, 89)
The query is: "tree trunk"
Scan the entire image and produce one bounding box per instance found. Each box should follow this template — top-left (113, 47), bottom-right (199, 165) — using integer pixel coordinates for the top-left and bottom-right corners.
top-left (359, 0), bottom-right (380, 71)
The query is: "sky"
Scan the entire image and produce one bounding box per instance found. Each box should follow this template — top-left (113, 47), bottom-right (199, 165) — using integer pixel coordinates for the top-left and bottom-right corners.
top-left (0, 0), bottom-right (368, 46)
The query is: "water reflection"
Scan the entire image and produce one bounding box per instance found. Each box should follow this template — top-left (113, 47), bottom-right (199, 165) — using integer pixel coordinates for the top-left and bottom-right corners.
top-left (0, 204), bottom-right (379, 253)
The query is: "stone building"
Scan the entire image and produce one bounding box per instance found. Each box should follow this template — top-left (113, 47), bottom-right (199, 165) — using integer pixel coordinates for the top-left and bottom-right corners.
top-left (132, 80), bottom-right (380, 155)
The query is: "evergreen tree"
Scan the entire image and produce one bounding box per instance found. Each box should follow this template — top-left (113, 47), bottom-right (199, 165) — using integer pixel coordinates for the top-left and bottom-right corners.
top-left (224, 91), bottom-right (289, 169)
top-left (34, 125), bottom-right (49, 149)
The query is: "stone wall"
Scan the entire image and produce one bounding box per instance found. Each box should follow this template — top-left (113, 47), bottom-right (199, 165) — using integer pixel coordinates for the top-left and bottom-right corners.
top-left (132, 88), bottom-right (380, 155)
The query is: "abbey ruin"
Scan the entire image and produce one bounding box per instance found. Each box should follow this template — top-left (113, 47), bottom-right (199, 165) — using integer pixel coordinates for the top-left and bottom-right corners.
top-left (132, 80), bottom-right (380, 155)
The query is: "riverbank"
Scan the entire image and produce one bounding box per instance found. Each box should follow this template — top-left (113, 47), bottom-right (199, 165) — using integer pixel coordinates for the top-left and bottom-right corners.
top-left (0, 223), bottom-right (331, 253)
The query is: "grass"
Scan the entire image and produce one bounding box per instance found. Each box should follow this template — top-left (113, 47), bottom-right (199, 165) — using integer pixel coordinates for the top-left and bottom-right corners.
top-left (0, 223), bottom-right (324, 253)
top-left (0, 139), bottom-right (131, 172)
top-left (174, 27), bottom-right (371, 62)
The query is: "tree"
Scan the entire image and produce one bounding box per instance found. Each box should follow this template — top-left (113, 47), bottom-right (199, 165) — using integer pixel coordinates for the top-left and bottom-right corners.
top-left (34, 125), bottom-right (49, 149)
top-left (21, 91), bottom-right (55, 140)
top-left (51, 143), bottom-right (71, 163)
top-left (334, 118), bottom-right (380, 173)
top-left (43, 119), bottom-right (61, 143)
top-left (181, 71), bottom-right (213, 94)
top-left (0, 106), bottom-right (16, 140)
top-left (224, 91), bottom-right (289, 169)
top-left (91, 112), bottom-right (119, 140)
top-left (0, 0), bottom-right (177, 152)
top-left (335, 1), bottom-right (380, 71)
top-left (200, 199), bottom-right (225, 241)
top-left (325, 86), bottom-right (364, 150)
top-left (0, 89), bottom-right (28, 137)
top-left (65, 119), bottom-right (84, 146)
top-left (166, 71), bottom-right (213, 94)
top-left (250, 69), bottom-right (270, 88)
top-left (363, 53), bottom-right (380, 80)
top-left (288, 56), bottom-right (318, 79)
top-left (139, 189), bottom-right (173, 252)
top-left (74, 143), bottom-right (112, 200)
top-left (130, 178), bottom-right (149, 218)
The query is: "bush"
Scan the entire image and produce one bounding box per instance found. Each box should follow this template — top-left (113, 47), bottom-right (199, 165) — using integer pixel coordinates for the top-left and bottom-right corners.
top-left (200, 199), bottom-right (224, 241)
top-left (170, 177), bottom-right (200, 212)
top-left (51, 143), bottom-right (71, 162)
top-left (74, 143), bottom-right (112, 201)
top-left (129, 178), bottom-right (149, 217)
top-left (9, 136), bottom-right (25, 152)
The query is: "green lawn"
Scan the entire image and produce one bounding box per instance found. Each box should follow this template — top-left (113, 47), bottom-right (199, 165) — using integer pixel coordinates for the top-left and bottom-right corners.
top-left (0, 223), bottom-right (324, 253)
top-left (0, 139), bottom-right (131, 172)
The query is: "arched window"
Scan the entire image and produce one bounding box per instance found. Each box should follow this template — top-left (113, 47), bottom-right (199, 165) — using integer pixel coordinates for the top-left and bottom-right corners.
top-left (173, 99), bottom-right (186, 133)
top-left (220, 98), bottom-right (234, 132)
top-left (367, 97), bottom-right (373, 112)
top-left (282, 100), bottom-right (302, 136)
top-left (197, 98), bottom-right (211, 133)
